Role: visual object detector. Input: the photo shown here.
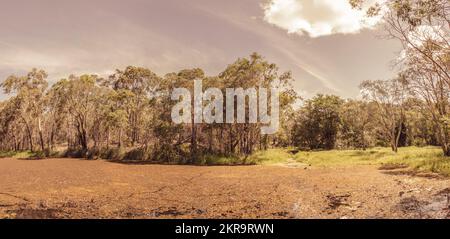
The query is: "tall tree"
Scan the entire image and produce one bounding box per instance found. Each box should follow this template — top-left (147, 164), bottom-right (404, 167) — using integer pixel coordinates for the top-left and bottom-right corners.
top-left (48, 75), bottom-right (102, 152)
top-left (360, 77), bottom-right (409, 152)
top-left (105, 66), bottom-right (161, 147)
top-left (352, 0), bottom-right (450, 156)
top-left (1, 69), bottom-right (48, 152)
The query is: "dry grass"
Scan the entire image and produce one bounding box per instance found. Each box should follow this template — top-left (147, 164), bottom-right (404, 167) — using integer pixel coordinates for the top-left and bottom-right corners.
top-left (0, 151), bottom-right (37, 159)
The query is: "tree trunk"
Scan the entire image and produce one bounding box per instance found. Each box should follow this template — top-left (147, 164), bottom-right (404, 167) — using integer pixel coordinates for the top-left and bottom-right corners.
top-left (361, 130), bottom-right (366, 151)
top-left (38, 117), bottom-right (45, 153)
top-left (22, 117), bottom-right (33, 152)
top-left (75, 122), bottom-right (88, 152)
top-left (13, 134), bottom-right (18, 151)
top-left (106, 129), bottom-right (110, 149)
top-left (50, 128), bottom-right (55, 150)
top-left (190, 123), bottom-right (197, 163)
top-left (443, 144), bottom-right (450, 157)
top-left (118, 128), bottom-right (122, 148)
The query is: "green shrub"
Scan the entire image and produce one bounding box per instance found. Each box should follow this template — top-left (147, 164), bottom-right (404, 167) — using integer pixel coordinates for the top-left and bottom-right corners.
top-left (197, 154), bottom-right (242, 166)
top-left (64, 148), bottom-right (88, 158)
top-left (31, 151), bottom-right (46, 159)
top-left (99, 147), bottom-right (125, 160)
top-left (122, 147), bottom-right (152, 161)
top-left (0, 151), bottom-right (17, 158)
top-left (151, 144), bottom-right (184, 163)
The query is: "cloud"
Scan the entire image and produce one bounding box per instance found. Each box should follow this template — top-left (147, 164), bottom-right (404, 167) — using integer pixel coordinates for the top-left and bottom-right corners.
top-left (263, 0), bottom-right (384, 38)
top-left (0, 18), bottom-right (220, 84)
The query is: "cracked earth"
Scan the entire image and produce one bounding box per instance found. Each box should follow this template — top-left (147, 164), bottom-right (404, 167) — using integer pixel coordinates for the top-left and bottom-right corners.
top-left (0, 158), bottom-right (448, 219)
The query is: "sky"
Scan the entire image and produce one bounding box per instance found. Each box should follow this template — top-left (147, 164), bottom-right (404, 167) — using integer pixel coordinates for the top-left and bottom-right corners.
top-left (0, 0), bottom-right (401, 100)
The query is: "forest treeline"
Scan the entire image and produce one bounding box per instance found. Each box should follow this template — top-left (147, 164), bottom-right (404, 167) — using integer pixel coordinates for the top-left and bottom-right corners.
top-left (0, 54), bottom-right (299, 162)
top-left (0, 0), bottom-right (448, 161)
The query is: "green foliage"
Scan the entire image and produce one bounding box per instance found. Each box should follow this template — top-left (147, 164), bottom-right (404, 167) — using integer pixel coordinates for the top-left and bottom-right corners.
top-left (292, 95), bottom-right (344, 150)
top-left (151, 144), bottom-right (185, 163)
top-left (99, 148), bottom-right (125, 161)
top-left (122, 147), bottom-right (152, 161)
top-left (339, 100), bottom-right (373, 149)
top-left (64, 148), bottom-right (88, 158)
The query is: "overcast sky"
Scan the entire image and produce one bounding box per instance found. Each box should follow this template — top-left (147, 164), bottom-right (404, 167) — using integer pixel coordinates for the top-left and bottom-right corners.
top-left (0, 0), bottom-right (401, 100)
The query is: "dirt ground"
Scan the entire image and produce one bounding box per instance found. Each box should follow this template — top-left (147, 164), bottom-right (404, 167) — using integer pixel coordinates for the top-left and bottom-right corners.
top-left (0, 158), bottom-right (449, 219)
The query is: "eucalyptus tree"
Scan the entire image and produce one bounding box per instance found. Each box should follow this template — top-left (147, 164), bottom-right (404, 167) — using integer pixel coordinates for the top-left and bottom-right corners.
top-left (352, 0), bottom-right (450, 155)
top-left (0, 69), bottom-right (48, 152)
top-left (403, 66), bottom-right (450, 155)
top-left (0, 97), bottom-right (23, 150)
top-left (218, 53), bottom-right (295, 155)
top-left (339, 100), bottom-right (374, 150)
top-left (102, 89), bottom-right (132, 148)
top-left (105, 66), bottom-right (161, 146)
top-left (292, 95), bottom-right (344, 150)
top-left (48, 74), bottom-right (103, 152)
top-left (360, 77), bottom-right (410, 152)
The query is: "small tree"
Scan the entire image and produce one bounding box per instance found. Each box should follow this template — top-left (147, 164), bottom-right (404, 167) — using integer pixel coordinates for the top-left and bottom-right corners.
top-left (292, 95), bottom-right (343, 150)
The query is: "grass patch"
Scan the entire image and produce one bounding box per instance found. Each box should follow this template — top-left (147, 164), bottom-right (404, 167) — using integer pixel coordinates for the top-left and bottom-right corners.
top-left (292, 146), bottom-right (450, 176)
top-left (247, 148), bottom-right (294, 165)
top-left (197, 154), bottom-right (243, 166)
top-left (0, 151), bottom-right (46, 159)
top-left (378, 163), bottom-right (408, 170)
top-left (217, 146), bottom-right (449, 175)
top-left (412, 157), bottom-right (450, 176)
top-left (293, 147), bottom-right (391, 167)
top-left (0, 151), bottom-right (17, 158)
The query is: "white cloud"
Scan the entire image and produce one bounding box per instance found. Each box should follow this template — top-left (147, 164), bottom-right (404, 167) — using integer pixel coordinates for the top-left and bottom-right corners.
top-left (263, 0), bottom-right (385, 38)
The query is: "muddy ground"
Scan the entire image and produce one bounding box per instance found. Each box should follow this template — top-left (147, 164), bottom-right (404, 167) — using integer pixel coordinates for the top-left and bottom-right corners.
top-left (0, 158), bottom-right (448, 219)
